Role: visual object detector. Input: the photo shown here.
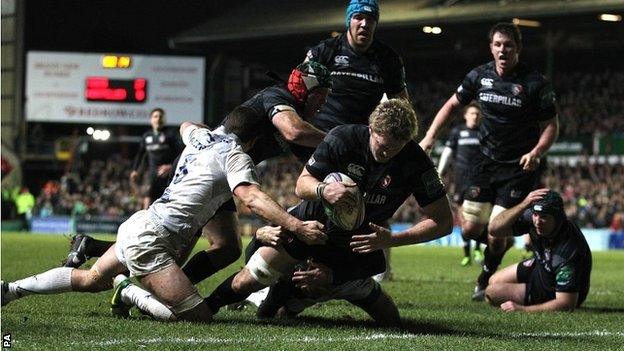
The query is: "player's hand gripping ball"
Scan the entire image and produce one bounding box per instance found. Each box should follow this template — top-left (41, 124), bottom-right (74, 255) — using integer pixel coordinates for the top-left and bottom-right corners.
top-left (322, 172), bottom-right (365, 230)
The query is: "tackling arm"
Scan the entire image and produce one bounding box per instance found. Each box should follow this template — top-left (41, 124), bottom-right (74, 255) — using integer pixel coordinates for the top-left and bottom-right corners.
top-left (272, 110), bottom-right (326, 147)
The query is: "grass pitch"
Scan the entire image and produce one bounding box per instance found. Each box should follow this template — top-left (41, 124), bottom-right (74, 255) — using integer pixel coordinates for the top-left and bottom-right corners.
top-left (1, 232), bottom-right (623, 350)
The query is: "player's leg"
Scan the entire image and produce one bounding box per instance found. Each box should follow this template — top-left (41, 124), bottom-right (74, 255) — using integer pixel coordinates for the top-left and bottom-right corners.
top-left (3, 244), bottom-right (126, 306)
top-left (64, 233), bottom-right (115, 268)
top-left (138, 264), bottom-right (212, 323)
top-left (182, 207), bottom-right (241, 284)
top-left (485, 260), bottom-right (534, 306)
top-left (204, 245), bottom-right (298, 314)
top-left (349, 281), bottom-right (400, 327)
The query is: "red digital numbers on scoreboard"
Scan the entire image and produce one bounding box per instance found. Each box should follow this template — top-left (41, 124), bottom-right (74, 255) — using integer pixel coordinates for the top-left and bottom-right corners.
top-left (85, 77), bottom-right (148, 103)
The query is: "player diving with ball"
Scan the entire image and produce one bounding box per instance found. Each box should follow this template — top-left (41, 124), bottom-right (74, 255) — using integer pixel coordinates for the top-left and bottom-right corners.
top-left (204, 99), bottom-right (453, 326)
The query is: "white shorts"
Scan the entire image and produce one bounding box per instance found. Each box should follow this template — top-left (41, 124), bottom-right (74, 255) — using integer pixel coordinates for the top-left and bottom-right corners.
top-left (284, 277), bottom-right (377, 314)
top-left (115, 210), bottom-right (188, 277)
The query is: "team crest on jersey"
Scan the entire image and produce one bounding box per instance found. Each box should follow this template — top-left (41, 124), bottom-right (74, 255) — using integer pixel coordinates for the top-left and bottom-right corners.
top-left (347, 163), bottom-right (365, 178)
top-left (380, 175), bottom-right (391, 188)
top-left (468, 186), bottom-right (480, 199)
top-left (510, 189), bottom-right (523, 198)
top-left (511, 84), bottom-right (524, 96)
top-left (480, 78), bottom-right (494, 87)
top-left (159, 134), bottom-right (166, 143)
top-left (334, 55), bottom-right (349, 66)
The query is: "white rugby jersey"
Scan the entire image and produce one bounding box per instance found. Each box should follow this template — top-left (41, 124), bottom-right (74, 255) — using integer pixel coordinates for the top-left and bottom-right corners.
top-left (148, 125), bottom-right (259, 241)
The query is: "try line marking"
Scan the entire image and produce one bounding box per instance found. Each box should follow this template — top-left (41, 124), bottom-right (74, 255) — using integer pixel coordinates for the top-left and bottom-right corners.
top-left (75, 330), bottom-right (624, 346)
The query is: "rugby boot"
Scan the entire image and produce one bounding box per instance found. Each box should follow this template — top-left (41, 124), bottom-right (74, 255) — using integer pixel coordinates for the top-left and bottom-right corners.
top-left (110, 274), bottom-right (132, 318)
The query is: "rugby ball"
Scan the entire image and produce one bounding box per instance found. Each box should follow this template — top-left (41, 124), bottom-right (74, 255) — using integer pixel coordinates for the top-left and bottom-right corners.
top-left (322, 172), bottom-right (365, 230)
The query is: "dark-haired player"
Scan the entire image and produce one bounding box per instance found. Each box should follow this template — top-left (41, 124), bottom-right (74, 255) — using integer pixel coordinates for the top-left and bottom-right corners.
top-left (63, 62), bottom-right (331, 291)
top-left (437, 103), bottom-right (484, 266)
top-left (485, 189), bottom-right (591, 312)
top-left (1, 110), bottom-right (327, 324)
top-left (420, 23), bottom-right (559, 300)
top-left (203, 99), bottom-right (452, 326)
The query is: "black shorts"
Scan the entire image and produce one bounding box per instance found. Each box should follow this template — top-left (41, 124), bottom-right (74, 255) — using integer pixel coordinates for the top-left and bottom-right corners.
top-left (516, 258), bottom-right (555, 306)
top-left (452, 174), bottom-right (469, 205)
top-left (464, 153), bottom-right (538, 208)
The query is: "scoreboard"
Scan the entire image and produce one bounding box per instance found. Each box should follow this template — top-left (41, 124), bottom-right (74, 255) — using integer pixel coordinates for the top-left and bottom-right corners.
top-left (25, 51), bottom-right (205, 125)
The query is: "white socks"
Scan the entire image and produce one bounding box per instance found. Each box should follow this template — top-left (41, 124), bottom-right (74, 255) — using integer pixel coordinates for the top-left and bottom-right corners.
top-left (120, 282), bottom-right (174, 321)
top-left (9, 267), bottom-right (73, 298)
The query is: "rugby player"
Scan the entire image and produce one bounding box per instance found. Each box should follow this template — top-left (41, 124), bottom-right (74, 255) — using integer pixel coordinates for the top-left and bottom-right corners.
top-left (130, 108), bottom-right (183, 209)
top-left (437, 103), bottom-right (484, 266)
top-left (204, 99), bottom-right (453, 326)
top-left (1, 108), bottom-right (327, 324)
top-left (300, 0), bottom-right (409, 282)
top-left (63, 62), bottom-right (331, 290)
top-left (486, 189), bottom-right (592, 312)
top-left (419, 23), bottom-right (559, 300)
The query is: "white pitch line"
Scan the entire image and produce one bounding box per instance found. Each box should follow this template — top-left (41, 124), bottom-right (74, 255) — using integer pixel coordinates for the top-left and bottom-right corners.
top-left (77, 331), bottom-right (624, 346)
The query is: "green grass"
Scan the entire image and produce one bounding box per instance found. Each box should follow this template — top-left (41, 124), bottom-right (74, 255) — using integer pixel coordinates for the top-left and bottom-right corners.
top-left (1, 232), bottom-right (623, 350)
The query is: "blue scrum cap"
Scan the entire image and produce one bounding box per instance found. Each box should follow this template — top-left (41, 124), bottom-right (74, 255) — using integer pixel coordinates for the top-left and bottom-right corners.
top-left (345, 0), bottom-right (379, 27)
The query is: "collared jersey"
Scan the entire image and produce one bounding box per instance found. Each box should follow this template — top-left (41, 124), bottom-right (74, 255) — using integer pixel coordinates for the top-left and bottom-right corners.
top-left (306, 34), bottom-right (406, 132)
top-left (133, 128), bottom-right (182, 175)
top-left (304, 125), bottom-right (446, 247)
top-left (149, 126), bottom-right (259, 241)
top-left (455, 61), bottom-right (556, 162)
top-left (445, 124), bottom-right (481, 175)
top-left (513, 210), bottom-right (592, 296)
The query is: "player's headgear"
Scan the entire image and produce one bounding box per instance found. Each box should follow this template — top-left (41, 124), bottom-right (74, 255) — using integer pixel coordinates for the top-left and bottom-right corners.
top-left (532, 190), bottom-right (565, 220)
top-left (287, 61), bottom-right (331, 104)
top-left (345, 0), bottom-right (379, 27)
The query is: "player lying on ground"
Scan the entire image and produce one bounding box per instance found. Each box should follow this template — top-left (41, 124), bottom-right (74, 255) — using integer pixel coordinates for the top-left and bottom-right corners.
top-left (62, 61), bottom-right (331, 290)
top-left (485, 189), bottom-right (592, 312)
top-left (1, 109), bottom-right (327, 324)
top-left (193, 99), bottom-right (452, 326)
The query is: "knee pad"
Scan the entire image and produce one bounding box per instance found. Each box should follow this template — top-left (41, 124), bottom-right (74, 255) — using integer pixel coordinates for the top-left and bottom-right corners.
top-left (170, 291), bottom-right (204, 316)
top-left (462, 200), bottom-right (493, 224)
top-left (246, 252), bottom-right (282, 286)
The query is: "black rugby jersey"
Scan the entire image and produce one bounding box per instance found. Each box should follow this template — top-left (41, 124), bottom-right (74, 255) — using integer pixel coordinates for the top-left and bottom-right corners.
top-left (230, 85), bottom-right (313, 164)
top-left (513, 210), bottom-right (592, 299)
top-left (133, 128), bottom-right (182, 177)
top-left (306, 34), bottom-right (406, 132)
top-left (303, 125), bottom-right (446, 247)
top-left (445, 124), bottom-right (481, 175)
top-left (455, 61), bottom-right (556, 163)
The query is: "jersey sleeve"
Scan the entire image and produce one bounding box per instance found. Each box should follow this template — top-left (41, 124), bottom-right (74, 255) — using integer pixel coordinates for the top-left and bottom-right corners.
top-left (455, 68), bottom-right (480, 105)
top-left (224, 147), bottom-right (260, 191)
top-left (511, 209), bottom-right (533, 236)
top-left (411, 149), bottom-right (447, 207)
top-left (306, 37), bottom-right (335, 67)
top-left (304, 128), bottom-right (348, 181)
top-left (383, 50), bottom-right (407, 96)
top-left (535, 79), bottom-right (557, 121)
top-left (181, 125), bottom-right (200, 146)
top-left (554, 260), bottom-right (581, 293)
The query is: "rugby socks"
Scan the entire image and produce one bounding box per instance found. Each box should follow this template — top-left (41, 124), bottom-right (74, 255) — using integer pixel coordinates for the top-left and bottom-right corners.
top-left (477, 246), bottom-right (503, 287)
top-left (204, 273), bottom-right (249, 315)
top-left (121, 284), bottom-right (173, 321)
top-left (8, 267), bottom-right (73, 298)
top-left (182, 251), bottom-right (218, 285)
top-left (85, 238), bottom-right (114, 257)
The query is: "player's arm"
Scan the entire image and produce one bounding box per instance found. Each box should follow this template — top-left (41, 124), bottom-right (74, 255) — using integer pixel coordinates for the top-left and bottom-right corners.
top-left (501, 292), bottom-right (578, 312)
top-left (519, 116), bottom-right (559, 171)
top-left (419, 95), bottom-right (462, 153)
top-left (233, 183), bottom-right (327, 245)
top-left (130, 135), bottom-right (147, 182)
top-left (489, 188), bottom-right (550, 237)
top-left (437, 146), bottom-right (453, 176)
top-left (272, 108), bottom-right (326, 147)
top-left (179, 121), bottom-right (210, 136)
top-left (295, 168), bottom-right (357, 207)
top-left (350, 196), bottom-right (453, 252)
